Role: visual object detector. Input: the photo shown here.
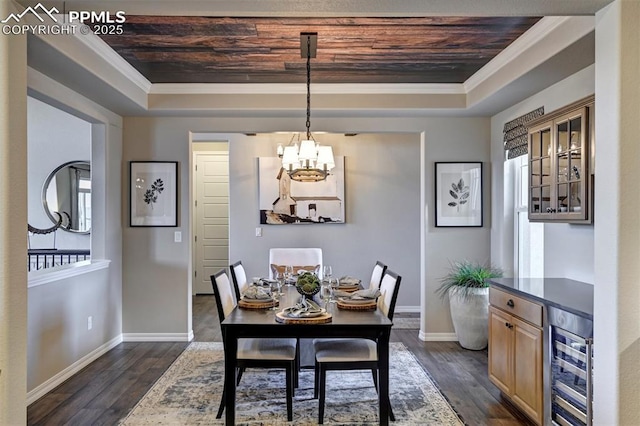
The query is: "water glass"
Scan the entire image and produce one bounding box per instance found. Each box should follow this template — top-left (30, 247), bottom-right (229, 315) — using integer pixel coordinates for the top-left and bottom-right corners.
top-left (284, 265), bottom-right (294, 286)
top-left (275, 271), bottom-right (285, 295)
top-left (270, 280), bottom-right (281, 310)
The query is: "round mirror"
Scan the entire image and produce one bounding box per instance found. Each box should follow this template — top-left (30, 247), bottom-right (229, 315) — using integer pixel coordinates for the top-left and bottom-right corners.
top-left (42, 161), bottom-right (91, 234)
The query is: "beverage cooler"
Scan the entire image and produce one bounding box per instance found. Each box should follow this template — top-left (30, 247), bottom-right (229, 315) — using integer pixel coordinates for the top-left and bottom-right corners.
top-left (548, 306), bottom-right (593, 426)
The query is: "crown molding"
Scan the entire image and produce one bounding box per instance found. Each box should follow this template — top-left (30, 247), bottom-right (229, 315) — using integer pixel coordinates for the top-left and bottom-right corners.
top-left (149, 82), bottom-right (465, 96)
top-left (464, 16), bottom-right (572, 93)
top-left (72, 30), bottom-right (152, 93)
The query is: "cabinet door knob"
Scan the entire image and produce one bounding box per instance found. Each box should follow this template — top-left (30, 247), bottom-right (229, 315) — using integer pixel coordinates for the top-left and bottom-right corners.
top-left (546, 207), bottom-right (556, 213)
top-left (505, 322), bottom-right (514, 329)
top-left (506, 299), bottom-right (515, 308)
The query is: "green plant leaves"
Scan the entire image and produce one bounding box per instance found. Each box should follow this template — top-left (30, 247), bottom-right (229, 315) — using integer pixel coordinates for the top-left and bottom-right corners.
top-left (435, 260), bottom-right (503, 301)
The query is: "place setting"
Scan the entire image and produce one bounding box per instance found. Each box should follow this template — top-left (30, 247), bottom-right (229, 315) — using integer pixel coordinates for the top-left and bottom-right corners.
top-left (237, 285), bottom-right (279, 309)
top-left (335, 287), bottom-right (381, 310)
top-left (275, 271), bottom-right (333, 323)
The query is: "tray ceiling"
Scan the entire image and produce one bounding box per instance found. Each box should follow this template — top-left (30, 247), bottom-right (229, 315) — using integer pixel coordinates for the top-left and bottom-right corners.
top-left (99, 16), bottom-right (541, 84)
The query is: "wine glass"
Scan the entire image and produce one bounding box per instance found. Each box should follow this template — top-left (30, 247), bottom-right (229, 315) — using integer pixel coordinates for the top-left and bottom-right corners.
top-left (284, 265), bottom-right (294, 286)
top-left (322, 265), bottom-right (332, 281)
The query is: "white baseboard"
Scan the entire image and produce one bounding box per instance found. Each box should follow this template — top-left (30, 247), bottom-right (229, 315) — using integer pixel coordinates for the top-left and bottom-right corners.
top-left (394, 305), bottom-right (420, 313)
top-left (122, 333), bottom-right (193, 342)
top-left (27, 334), bottom-right (123, 406)
top-left (418, 331), bottom-right (458, 342)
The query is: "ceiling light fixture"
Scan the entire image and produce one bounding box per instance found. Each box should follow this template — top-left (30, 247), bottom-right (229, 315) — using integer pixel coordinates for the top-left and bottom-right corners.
top-left (278, 32), bottom-right (335, 183)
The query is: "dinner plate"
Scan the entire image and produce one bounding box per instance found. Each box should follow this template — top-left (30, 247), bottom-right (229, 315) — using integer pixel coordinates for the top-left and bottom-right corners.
top-left (338, 297), bottom-right (376, 305)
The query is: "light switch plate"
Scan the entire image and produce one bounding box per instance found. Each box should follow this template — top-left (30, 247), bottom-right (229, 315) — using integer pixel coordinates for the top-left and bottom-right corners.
top-left (255, 227), bottom-right (262, 237)
top-left (174, 231), bottom-right (182, 242)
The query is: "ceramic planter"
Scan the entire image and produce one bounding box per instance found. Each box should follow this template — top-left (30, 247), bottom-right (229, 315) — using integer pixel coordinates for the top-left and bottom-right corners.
top-left (448, 286), bottom-right (489, 350)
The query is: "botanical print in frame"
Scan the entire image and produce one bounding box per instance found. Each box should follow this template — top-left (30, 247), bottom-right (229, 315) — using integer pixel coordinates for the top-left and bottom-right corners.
top-left (258, 157), bottom-right (345, 224)
top-left (130, 161), bottom-right (178, 227)
top-left (435, 162), bottom-right (483, 227)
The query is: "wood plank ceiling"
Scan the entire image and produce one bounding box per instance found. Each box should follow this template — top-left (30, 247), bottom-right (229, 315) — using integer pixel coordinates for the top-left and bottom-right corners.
top-left (99, 16), bottom-right (541, 84)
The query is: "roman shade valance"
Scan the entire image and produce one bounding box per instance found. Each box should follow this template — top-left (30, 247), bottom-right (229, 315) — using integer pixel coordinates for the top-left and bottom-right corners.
top-left (503, 107), bottom-right (544, 159)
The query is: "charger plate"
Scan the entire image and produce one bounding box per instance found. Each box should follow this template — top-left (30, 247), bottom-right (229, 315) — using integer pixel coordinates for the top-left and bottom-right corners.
top-left (238, 298), bottom-right (277, 309)
top-left (337, 299), bottom-right (377, 310)
top-left (275, 311), bottom-right (332, 324)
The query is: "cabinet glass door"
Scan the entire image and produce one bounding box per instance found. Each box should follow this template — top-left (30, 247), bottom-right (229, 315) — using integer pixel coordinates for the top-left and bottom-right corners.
top-left (529, 127), bottom-right (552, 217)
top-left (555, 111), bottom-right (586, 218)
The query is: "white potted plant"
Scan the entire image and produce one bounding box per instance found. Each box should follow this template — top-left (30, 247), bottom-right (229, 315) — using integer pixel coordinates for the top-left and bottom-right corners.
top-left (436, 261), bottom-right (503, 350)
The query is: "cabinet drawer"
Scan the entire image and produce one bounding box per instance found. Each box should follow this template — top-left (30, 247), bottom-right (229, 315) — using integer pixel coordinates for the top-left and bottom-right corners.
top-left (490, 287), bottom-right (542, 327)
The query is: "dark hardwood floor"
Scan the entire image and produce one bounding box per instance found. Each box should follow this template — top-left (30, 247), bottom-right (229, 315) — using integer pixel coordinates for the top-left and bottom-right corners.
top-left (27, 295), bottom-right (527, 425)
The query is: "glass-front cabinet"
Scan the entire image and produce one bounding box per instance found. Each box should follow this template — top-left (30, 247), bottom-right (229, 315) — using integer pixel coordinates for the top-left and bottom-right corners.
top-left (527, 95), bottom-right (594, 223)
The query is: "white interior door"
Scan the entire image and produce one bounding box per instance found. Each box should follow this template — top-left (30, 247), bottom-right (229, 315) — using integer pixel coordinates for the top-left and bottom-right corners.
top-left (194, 152), bottom-right (229, 294)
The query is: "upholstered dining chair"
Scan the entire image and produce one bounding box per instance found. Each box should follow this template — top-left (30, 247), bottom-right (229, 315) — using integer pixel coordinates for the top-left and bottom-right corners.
top-left (211, 270), bottom-right (298, 421)
top-left (268, 247), bottom-right (323, 279)
top-left (313, 269), bottom-right (402, 424)
top-left (229, 260), bottom-right (249, 302)
top-left (369, 260), bottom-right (388, 290)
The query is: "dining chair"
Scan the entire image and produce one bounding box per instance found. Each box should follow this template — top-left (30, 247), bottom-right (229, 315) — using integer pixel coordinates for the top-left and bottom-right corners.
top-left (313, 269), bottom-right (402, 424)
top-left (268, 247), bottom-right (323, 279)
top-left (211, 270), bottom-right (298, 421)
top-left (369, 260), bottom-right (388, 290)
top-left (229, 260), bottom-right (249, 302)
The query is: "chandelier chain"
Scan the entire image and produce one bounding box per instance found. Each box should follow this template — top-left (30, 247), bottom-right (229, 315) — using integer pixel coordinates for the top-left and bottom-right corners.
top-left (305, 34), bottom-right (311, 140)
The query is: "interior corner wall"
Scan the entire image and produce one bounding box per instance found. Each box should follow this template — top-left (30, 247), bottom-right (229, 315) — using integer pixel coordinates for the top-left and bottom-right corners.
top-left (121, 115), bottom-right (491, 338)
top-left (0, 10), bottom-right (28, 423)
top-left (490, 64), bottom-right (596, 283)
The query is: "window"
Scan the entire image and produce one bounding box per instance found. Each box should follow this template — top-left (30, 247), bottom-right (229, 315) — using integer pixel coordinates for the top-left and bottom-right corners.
top-left (513, 156), bottom-right (544, 278)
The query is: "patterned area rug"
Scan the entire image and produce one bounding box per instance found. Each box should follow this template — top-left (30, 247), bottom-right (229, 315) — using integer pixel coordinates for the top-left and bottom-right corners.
top-left (392, 317), bottom-right (420, 329)
top-left (121, 342), bottom-right (463, 425)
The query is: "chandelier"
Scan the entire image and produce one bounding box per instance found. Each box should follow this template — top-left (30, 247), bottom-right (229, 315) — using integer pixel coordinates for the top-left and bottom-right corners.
top-left (277, 32), bottom-right (335, 183)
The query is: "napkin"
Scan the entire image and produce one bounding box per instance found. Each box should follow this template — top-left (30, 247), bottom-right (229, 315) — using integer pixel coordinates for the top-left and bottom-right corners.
top-left (336, 288), bottom-right (381, 300)
top-left (338, 276), bottom-right (361, 286)
top-left (242, 286), bottom-right (272, 300)
top-left (282, 298), bottom-right (323, 318)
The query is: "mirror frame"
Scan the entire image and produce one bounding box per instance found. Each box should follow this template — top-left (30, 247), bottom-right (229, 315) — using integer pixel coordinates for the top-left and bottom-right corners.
top-left (42, 160), bottom-right (91, 234)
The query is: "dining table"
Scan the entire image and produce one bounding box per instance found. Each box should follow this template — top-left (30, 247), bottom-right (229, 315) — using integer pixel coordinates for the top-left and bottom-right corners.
top-left (221, 284), bottom-right (393, 425)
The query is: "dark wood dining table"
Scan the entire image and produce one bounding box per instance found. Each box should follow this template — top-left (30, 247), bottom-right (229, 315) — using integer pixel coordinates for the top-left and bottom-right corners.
top-left (221, 285), bottom-right (393, 425)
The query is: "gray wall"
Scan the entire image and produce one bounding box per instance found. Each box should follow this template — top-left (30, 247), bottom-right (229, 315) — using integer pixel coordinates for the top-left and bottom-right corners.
top-left (490, 64), bottom-right (595, 283)
top-left (122, 115), bottom-right (491, 337)
top-left (228, 132), bottom-right (421, 310)
top-left (27, 70), bottom-right (123, 395)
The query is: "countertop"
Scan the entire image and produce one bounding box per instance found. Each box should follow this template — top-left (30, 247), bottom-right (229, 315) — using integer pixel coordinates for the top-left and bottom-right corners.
top-left (489, 277), bottom-right (594, 321)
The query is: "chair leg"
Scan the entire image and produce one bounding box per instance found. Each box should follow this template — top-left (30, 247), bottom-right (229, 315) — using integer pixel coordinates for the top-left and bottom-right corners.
top-left (285, 365), bottom-right (293, 421)
top-left (388, 396), bottom-right (396, 422)
top-left (216, 386), bottom-right (226, 419)
top-left (371, 368), bottom-right (378, 391)
top-left (318, 364), bottom-right (326, 424)
top-left (236, 367), bottom-right (245, 385)
top-left (314, 361), bottom-right (320, 399)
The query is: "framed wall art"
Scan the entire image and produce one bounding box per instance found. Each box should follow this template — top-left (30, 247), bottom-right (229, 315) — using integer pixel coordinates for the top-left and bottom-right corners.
top-left (258, 156), bottom-right (345, 224)
top-left (130, 161), bottom-right (178, 227)
top-left (435, 162), bottom-right (483, 227)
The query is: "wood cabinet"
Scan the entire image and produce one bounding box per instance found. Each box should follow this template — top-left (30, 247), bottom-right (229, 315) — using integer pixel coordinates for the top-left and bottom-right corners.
top-left (489, 288), bottom-right (544, 425)
top-left (526, 95), bottom-right (594, 223)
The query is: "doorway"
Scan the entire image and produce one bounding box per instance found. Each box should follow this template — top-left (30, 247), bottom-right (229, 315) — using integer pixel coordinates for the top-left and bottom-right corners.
top-left (192, 143), bottom-right (229, 294)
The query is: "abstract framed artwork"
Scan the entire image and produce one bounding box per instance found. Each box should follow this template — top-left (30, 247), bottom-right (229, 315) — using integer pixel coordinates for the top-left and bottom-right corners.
top-left (258, 156), bottom-right (345, 224)
top-left (435, 162), bottom-right (483, 227)
top-left (130, 161), bottom-right (178, 227)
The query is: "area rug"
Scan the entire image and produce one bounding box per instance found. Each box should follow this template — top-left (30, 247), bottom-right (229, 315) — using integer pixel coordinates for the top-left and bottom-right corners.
top-left (392, 317), bottom-right (420, 329)
top-left (120, 342), bottom-right (463, 425)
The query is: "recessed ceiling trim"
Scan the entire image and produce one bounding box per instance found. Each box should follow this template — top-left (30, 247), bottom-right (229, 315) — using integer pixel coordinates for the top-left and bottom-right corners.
top-left (73, 31), bottom-right (152, 93)
top-left (149, 83), bottom-right (465, 96)
top-left (464, 16), bottom-right (571, 92)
